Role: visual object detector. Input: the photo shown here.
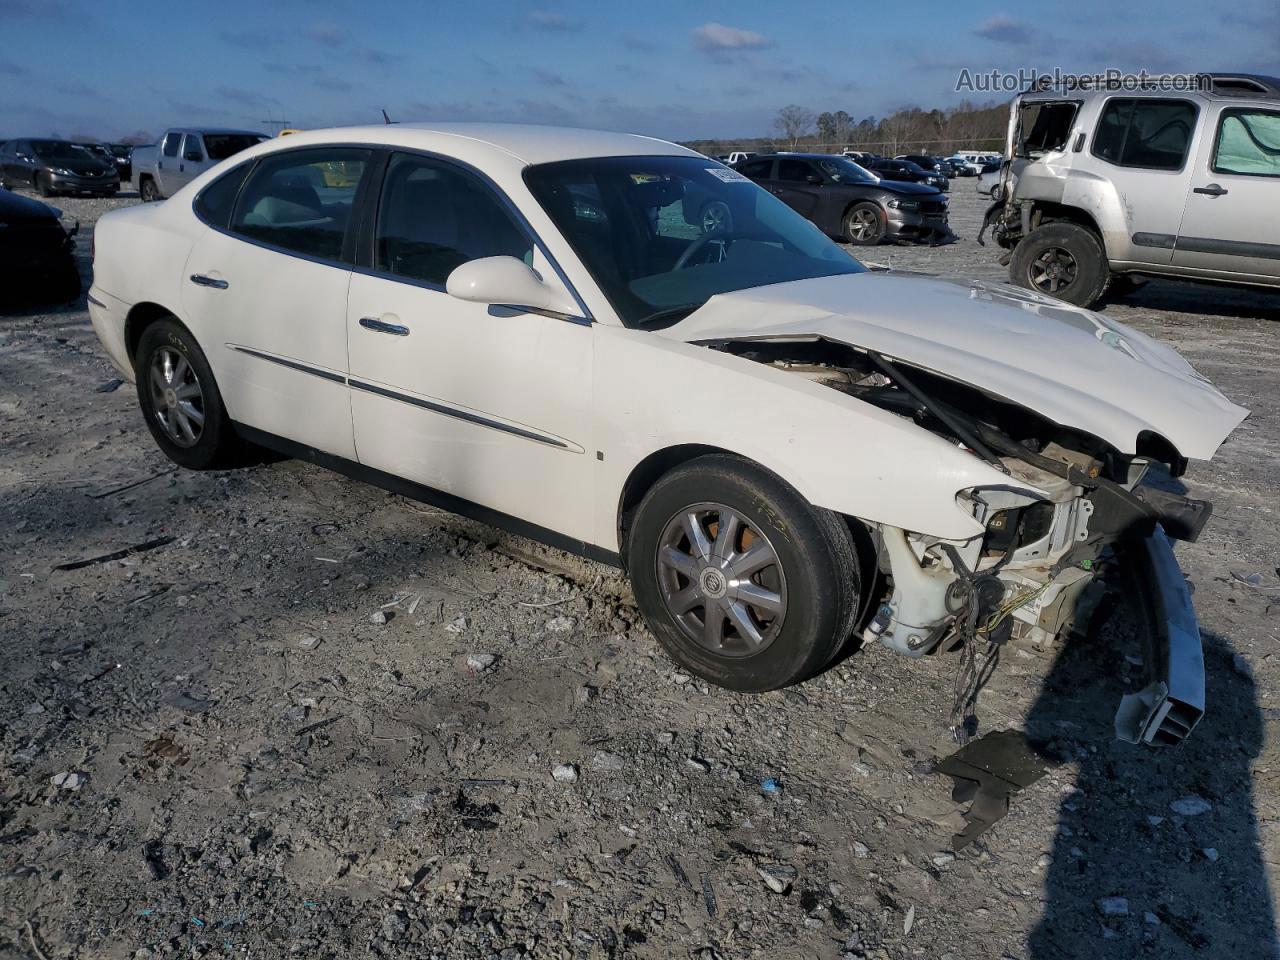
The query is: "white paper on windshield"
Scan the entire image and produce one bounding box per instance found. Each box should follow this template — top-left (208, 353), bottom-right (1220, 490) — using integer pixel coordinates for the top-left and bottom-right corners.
top-left (705, 166), bottom-right (750, 183)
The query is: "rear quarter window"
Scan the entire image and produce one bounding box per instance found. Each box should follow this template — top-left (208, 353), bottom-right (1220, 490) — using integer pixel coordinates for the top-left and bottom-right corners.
top-left (194, 162), bottom-right (253, 229)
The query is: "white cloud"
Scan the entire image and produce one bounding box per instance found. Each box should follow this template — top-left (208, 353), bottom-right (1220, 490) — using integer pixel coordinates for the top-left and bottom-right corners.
top-left (692, 22), bottom-right (771, 54)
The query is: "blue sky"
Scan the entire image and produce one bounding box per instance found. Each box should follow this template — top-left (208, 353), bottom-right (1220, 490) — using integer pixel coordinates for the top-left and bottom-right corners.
top-left (2, 0), bottom-right (1276, 142)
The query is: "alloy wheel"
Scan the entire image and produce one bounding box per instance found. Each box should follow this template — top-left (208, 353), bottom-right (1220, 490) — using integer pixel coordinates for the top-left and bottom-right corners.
top-left (148, 347), bottom-right (205, 447)
top-left (848, 208), bottom-right (879, 241)
top-left (700, 201), bottom-right (731, 234)
top-left (1029, 247), bottom-right (1078, 294)
top-left (655, 503), bottom-right (787, 657)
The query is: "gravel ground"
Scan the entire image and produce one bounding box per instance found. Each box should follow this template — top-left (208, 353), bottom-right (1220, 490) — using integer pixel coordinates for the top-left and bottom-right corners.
top-left (1, 182), bottom-right (1278, 960)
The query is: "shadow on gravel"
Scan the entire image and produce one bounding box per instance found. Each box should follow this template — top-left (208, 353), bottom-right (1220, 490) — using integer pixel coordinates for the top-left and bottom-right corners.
top-left (1025, 620), bottom-right (1274, 957)
top-left (1103, 278), bottom-right (1280, 323)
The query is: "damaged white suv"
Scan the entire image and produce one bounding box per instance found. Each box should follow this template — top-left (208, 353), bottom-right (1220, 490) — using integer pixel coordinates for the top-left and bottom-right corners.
top-left (87, 124), bottom-right (1247, 745)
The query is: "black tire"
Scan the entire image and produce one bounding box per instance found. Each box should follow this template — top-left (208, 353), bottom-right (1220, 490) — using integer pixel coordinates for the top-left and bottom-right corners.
top-left (843, 201), bottom-right (886, 245)
top-left (134, 317), bottom-right (242, 470)
top-left (1009, 222), bottom-right (1109, 307)
top-left (628, 454), bottom-right (861, 692)
top-left (37, 172), bottom-right (54, 197)
top-left (140, 177), bottom-right (159, 202)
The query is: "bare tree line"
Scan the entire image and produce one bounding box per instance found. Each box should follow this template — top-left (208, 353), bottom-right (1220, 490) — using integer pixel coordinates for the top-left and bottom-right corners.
top-left (686, 100), bottom-right (1010, 157)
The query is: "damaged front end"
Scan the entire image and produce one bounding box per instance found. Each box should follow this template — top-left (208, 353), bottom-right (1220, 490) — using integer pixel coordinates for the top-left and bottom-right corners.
top-left (715, 337), bottom-right (1213, 746)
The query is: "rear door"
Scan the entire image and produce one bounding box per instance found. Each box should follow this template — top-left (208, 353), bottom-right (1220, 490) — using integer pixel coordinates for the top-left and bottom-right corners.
top-left (1085, 97), bottom-right (1200, 265)
top-left (1173, 103), bottom-right (1280, 279)
top-left (182, 146), bottom-right (373, 459)
top-left (773, 158), bottom-right (823, 220)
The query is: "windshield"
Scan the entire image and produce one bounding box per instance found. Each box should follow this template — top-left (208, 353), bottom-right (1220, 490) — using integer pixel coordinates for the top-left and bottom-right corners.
top-left (817, 156), bottom-right (878, 183)
top-left (31, 140), bottom-right (93, 161)
top-left (524, 155), bottom-right (865, 328)
top-left (203, 133), bottom-right (268, 161)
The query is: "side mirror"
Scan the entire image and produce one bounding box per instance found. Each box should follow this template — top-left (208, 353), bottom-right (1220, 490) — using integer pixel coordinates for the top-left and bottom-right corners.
top-left (184, 152), bottom-right (203, 163)
top-left (446, 256), bottom-right (554, 312)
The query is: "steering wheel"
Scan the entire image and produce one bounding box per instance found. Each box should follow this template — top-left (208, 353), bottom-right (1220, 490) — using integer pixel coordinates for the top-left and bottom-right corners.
top-left (673, 230), bottom-right (748, 271)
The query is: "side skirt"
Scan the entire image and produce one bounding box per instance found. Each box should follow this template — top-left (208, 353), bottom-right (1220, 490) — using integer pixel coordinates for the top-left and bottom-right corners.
top-left (233, 422), bottom-right (622, 569)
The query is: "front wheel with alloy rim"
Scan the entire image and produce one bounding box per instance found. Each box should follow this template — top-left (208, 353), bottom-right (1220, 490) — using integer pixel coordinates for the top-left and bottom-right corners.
top-left (1009, 221), bottom-right (1109, 307)
top-left (628, 454), bottom-right (862, 692)
top-left (135, 317), bottom-right (243, 469)
top-left (843, 202), bottom-right (886, 245)
top-left (140, 178), bottom-right (159, 202)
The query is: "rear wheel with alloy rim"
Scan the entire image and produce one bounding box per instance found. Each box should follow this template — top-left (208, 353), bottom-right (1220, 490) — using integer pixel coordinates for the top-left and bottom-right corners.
top-left (629, 454), bottom-right (862, 692)
top-left (135, 317), bottom-right (243, 469)
top-left (844, 202), bottom-right (885, 245)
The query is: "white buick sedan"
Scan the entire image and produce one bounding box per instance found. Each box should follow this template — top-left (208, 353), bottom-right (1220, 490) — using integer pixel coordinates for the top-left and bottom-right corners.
top-left (88, 124), bottom-right (1246, 744)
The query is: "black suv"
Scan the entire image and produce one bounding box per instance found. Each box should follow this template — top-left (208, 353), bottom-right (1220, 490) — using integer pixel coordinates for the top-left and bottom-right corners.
top-left (736, 154), bottom-right (950, 245)
top-left (0, 139), bottom-right (119, 197)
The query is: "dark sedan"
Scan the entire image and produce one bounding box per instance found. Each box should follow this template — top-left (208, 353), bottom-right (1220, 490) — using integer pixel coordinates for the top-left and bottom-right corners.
top-left (735, 154), bottom-right (950, 245)
top-left (0, 187), bottom-right (80, 310)
top-left (868, 158), bottom-right (949, 192)
top-left (0, 138), bottom-right (119, 197)
top-left (74, 142), bottom-right (132, 182)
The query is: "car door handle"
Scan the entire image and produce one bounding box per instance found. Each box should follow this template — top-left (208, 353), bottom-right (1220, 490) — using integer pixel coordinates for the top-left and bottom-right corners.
top-left (359, 317), bottom-right (410, 336)
top-left (1193, 183), bottom-right (1228, 197)
top-left (189, 274), bottom-right (228, 289)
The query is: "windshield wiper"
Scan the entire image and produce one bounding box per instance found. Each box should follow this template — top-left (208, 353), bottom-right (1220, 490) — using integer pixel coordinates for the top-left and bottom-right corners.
top-left (633, 303), bottom-right (703, 328)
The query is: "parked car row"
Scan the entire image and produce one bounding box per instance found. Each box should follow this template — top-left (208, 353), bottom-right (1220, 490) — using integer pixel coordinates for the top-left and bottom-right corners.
top-left (0, 138), bottom-right (120, 197)
top-left (733, 153), bottom-right (950, 244)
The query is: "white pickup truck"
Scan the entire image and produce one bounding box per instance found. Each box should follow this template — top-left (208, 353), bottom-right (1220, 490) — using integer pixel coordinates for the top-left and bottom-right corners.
top-left (131, 128), bottom-right (267, 201)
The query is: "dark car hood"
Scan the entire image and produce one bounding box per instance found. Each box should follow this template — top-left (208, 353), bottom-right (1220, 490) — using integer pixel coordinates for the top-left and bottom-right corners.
top-left (872, 179), bottom-right (941, 197)
top-left (0, 188), bottom-right (59, 223)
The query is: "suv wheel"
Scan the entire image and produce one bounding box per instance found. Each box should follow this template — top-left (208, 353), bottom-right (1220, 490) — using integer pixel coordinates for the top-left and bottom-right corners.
top-left (844, 202), bottom-right (886, 245)
top-left (134, 317), bottom-right (243, 469)
top-left (1010, 222), bottom-right (1109, 307)
top-left (140, 177), bottom-right (159, 202)
top-left (627, 454), bottom-right (861, 692)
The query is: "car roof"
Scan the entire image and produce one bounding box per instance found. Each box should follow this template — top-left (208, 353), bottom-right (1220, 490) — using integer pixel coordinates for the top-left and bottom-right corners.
top-left (231, 122), bottom-right (698, 179)
top-left (172, 127), bottom-right (267, 136)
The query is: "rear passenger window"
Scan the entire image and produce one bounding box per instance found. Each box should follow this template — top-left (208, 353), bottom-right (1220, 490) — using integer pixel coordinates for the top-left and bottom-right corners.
top-left (1091, 98), bottom-right (1196, 170)
top-left (162, 132), bottom-right (181, 158)
top-left (230, 148), bottom-right (370, 262)
top-left (194, 162), bottom-right (252, 228)
top-left (777, 159), bottom-right (815, 182)
top-left (373, 153), bottom-right (533, 287)
top-left (736, 159), bottom-right (772, 179)
top-left (1213, 109), bottom-right (1280, 177)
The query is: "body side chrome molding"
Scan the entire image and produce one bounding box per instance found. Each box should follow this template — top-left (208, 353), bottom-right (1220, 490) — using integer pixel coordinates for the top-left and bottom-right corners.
top-left (227, 343), bottom-right (582, 452)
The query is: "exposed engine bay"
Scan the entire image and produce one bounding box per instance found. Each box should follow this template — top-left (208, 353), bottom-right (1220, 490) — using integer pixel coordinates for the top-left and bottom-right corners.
top-left (710, 335), bottom-right (1212, 744)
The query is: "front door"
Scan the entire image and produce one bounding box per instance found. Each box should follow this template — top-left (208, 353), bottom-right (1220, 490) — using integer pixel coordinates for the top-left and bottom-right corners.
top-left (157, 131), bottom-right (182, 196)
top-left (182, 146), bottom-right (373, 460)
top-left (172, 133), bottom-right (207, 193)
top-left (1173, 103), bottom-right (1280, 280)
top-left (345, 151), bottom-right (595, 543)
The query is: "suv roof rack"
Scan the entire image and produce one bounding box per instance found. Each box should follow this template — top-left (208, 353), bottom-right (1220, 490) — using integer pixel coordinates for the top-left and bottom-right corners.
top-left (1204, 73), bottom-right (1280, 97)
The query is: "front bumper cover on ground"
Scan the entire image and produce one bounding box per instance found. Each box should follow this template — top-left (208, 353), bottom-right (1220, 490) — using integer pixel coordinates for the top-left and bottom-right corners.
top-left (1114, 525), bottom-right (1205, 746)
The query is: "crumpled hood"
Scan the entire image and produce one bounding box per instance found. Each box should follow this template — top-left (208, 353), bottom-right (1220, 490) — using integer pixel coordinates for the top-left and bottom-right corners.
top-left (658, 271), bottom-right (1249, 461)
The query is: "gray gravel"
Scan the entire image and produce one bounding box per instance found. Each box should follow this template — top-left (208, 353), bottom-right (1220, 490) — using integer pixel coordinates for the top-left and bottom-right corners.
top-left (1, 182), bottom-right (1278, 959)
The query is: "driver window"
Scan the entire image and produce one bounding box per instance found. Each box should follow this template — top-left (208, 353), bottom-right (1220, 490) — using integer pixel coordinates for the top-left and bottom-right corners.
top-left (182, 134), bottom-right (204, 163)
top-left (777, 159), bottom-right (814, 183)
top-left (373, 153), bottom-right (534, 288)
